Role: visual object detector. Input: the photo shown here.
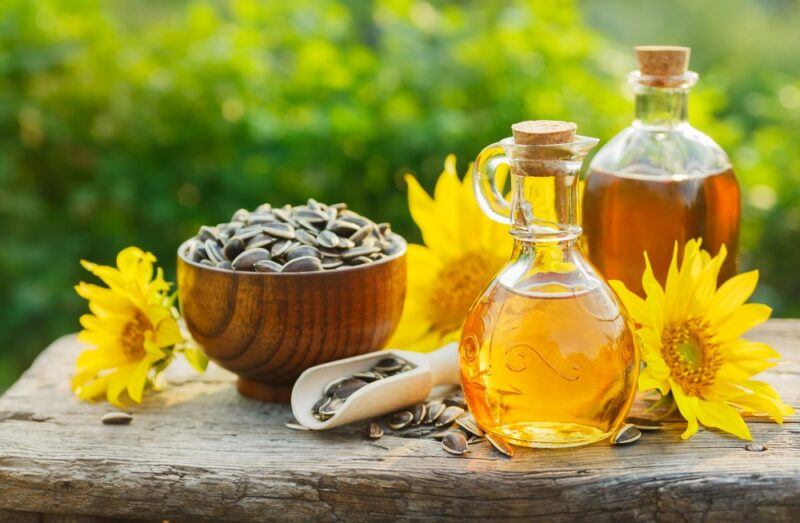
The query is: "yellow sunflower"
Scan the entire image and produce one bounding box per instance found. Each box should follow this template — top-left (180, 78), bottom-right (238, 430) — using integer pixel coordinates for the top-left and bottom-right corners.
top-left (73, 247), bottom-right (184, 406)
top-left (388, 154), bottom-right (512, 351)
top-left (611, 239), bottom-right (794, 440)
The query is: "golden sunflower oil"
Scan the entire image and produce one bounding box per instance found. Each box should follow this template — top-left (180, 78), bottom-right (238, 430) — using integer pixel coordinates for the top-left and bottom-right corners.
top-left (466, 120), bottom-right (640, 448)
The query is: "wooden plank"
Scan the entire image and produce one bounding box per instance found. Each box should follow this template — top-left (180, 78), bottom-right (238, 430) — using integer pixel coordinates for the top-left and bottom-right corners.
top-left (0, 320), bottom-right (798, 521)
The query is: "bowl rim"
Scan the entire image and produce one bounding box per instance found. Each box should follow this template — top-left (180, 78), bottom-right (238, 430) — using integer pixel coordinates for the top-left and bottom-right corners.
top-left (177, 235), bottom-right (407, 277)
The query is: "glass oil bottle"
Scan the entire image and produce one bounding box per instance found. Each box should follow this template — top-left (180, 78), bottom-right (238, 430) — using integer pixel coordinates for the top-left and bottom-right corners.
top-left (583, 46), bottom-right (740, 295)
top-left (461, 121), bottom-right (639, 448)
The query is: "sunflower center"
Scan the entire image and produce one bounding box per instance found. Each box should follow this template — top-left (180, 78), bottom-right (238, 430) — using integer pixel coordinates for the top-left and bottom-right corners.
top-left (430, 251), bottom-right (498, 334)
top-left (661, 317), bottom-right (721, 397)
top-left (120, 310), bottom-right (152, 361)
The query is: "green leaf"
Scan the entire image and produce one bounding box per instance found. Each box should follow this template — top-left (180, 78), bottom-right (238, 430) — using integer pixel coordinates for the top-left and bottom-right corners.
top-left (182, 346), bottom-right (209, 374)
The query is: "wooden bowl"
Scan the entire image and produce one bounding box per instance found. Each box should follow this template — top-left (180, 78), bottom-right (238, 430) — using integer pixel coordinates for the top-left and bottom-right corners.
top-left (177, 239), bottom-right (407, 403)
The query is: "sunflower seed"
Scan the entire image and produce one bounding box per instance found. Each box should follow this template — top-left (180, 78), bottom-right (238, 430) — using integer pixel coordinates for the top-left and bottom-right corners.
top-left (321, 259), bottom-right (344, 270)
top-left (425, 401), bottom-right (446, 424)
top-left (263, 222), bottom-right (295, 239)
top-left (331, 378), bottom-right (368, 399)
top-left (436, 406), bottom-right (466, 427)
top-left (485, 433), bottom-right (514, 457)
top-left (233, 224), bottom-right (264, 241)
top-left (373, 357), bottom-right (405, 374)
top-left (626, 417), bottom-right (664, 431)
top-left (271, 207), bottom-right (293, 223)
top-left (431, 427), bottom-right (456, 439)
top-left (199, 259), bottom-right (214, 267)
top-left (198, 225), bottom-right (221, 242)
top-left (455, 414), bottom-right (483, 437)
top-left (231, 208), bottom-right (250, 222)
top-left (231, 248), bottom-right (272, 271)
top-left (349, 225), bottom-right (374, 243)
top-left (350, 256), bottom-right (373, 266)
top-left (101, 412), bottom-right (133, 425)
top-left (270, 239), bottom-right (292, 258)
top-left (216, 260), bottom-right (232, 270)
top-left (287, 245), bottom-right (322, 260)
top-left (319, 397), bottom-right (344, 417)
top-left (352, 371), bottom-right (383, 382)
top-left (366, 422), bottom-right (384, 439)
top-left (254, 203), bottom-right (272, 213)
top-left (254, 260), bottom-right (283, 273)
top-left (611, 423), bottom-right (641, 445)
top-left (316, 230), bottom-right (340, 249)
top-left (442, 431), bottom-right (469, 455)
top-left (223, 238), bottom-right (246, 260)
top-left (745, 443), bottom-right (767, 452)
top-left (246, 233), bottom-right (275, 250)
top-left (388, 411), bottom-right (414, 430)
top-left (410, 403), bottom-right (427, 426)
top-left (286, 422), bottom-right (310, 431)
top-left (342, 245), bottom-right (382, 259)
top-left (282, 256), bottom-right (323, 273)
top-left (204, 240), bottom-right (224, 263)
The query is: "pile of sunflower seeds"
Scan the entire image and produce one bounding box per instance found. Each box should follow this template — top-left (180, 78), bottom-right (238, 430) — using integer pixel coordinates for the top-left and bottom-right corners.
top-left (312, 356), bottom-right (415, 421)
top-left (185, 199), bottom-right (405, 272)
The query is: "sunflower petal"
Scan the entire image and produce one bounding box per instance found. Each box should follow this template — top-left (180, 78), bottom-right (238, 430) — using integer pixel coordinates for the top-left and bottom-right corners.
top-left (706, 270), bottom-right (760, 324)
top-left (609, 280), bottom-right (649, 325)
top-left (695, 399), bottom-right (752, 440)
top-left (671, 382), bottom-right (700, 439)
top-left (715, 303), bottom-right (772, 341)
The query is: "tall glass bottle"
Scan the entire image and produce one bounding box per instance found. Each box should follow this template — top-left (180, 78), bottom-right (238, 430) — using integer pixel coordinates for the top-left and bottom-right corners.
top-left (461, 121), bottom-right (639, 448)
top-left (583, 46), bottom-right (740, 295)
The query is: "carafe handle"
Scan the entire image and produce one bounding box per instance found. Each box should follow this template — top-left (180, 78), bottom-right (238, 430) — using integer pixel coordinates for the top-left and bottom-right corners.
top-left (473, 142), bottom-right (511, 224)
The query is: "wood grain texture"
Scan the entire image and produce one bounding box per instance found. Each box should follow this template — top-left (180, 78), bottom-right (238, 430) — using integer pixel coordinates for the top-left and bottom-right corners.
top-left (177, 245), bottom-right (406, 402)
top-left (0, 320), bottom-right (799, 521)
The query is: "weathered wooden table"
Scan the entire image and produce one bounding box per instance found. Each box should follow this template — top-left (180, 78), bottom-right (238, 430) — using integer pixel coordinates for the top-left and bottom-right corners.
top-left (1, 321), bottom-right (798, 521)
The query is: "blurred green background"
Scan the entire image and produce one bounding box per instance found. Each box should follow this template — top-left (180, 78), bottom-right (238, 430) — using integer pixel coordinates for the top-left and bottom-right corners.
top-left (1, 0), bottom-right (798, 390)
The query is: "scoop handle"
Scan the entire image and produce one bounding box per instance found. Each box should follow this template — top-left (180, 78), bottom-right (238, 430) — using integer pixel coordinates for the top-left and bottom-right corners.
top-left (427, 342), bottom-right (460, 386)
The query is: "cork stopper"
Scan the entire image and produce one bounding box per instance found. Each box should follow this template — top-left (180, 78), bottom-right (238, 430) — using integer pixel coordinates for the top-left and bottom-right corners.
top-left (511, 120), bottom-right (577, 145)
top-left (635, 45), bottom-right (690, 77)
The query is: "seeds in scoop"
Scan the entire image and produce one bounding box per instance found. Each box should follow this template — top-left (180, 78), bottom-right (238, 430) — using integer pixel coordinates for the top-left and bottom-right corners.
top-left (350, 256), bottom-right (372, 266)
top-left (485, 433), bottom-right (514, 457)
top-left (101, 412), bottom-right (133, 425)
top-left (366, 422), bottom-right (384, 440)
top-left (352, 371), bottom-right (383, 382)
top-left (254, 260), bottom-right (283, 273)
top-left (436, 406), bottom-right (465, 427)
top-left (626, 417), bottom-right (664, 431)
top-left (442, 431), bottom-right (469, 455)
top-left (322, 259), bottom-right (344, 270)
top-left (373, 357), bottom-right (405, 374)
top-left (331, 378), bottom-right (368, 399)
top-left (611, 423), bottom-right (641, 445)
top-left (349, 224), bottom-right (373, 243)
top-left (319, 397), bottom-right (344, 417)
top-left (294, 229), bottom-right (317, 245)
top-left (455, 414), bottom-right (483, 437)
top-left (388, 411), bottom-right (414, 430)
top-left (247, 234), bottom-right (275, 250)
top-left (232, 248), bottom-right (271, 271)
top-left (282, 256), bottom-right (323, 273)
top-left (410, 403), bottom-right (427, 426)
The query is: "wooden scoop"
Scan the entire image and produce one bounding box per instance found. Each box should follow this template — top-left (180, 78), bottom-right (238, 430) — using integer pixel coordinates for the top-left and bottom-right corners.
top-left (290, 343), bottom-right (460, 430)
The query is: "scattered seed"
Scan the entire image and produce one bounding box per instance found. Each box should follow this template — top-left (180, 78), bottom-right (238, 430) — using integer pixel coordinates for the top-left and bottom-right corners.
top-left (626, 417), bottom-right (664, 431)
top-left (366, 422), bottom-right (384, 440)
top-left (410, 403), bottom-right (427, 426)
top-left (485, 433), bottom-right (514, 457)
top-left (388, 411), bottom-right (414, 430)
top-left (745, 443), bottom-right (767, 452)
top-left (611, 423), bottom-right (641, 445)
top-left (101, 412), bottom-right (133, 425)
top-left (442, 431), bottom-right (469, 455)
top-left (426, 401), bottom-right (446, 424)
top-left (455, 414), bottom-right (483, 437)
top-left (436, 406), bottom-right (466, 427)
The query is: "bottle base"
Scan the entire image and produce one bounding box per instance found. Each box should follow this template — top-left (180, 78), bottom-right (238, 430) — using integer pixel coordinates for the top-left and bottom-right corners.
top-left (487, 422), bottom-right (611, 448)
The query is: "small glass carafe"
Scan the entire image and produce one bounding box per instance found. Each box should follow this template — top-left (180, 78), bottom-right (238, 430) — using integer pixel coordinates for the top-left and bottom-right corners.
top-left (460, 120), bottom-right (639, 448)
top-left (583, 46), bottom-right (740, 295)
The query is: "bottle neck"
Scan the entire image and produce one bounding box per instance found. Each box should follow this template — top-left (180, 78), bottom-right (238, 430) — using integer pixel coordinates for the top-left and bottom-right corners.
top-left (633, 84), bottom-right (690, 129)
top-left (508, 171), bottom-right (582, 242)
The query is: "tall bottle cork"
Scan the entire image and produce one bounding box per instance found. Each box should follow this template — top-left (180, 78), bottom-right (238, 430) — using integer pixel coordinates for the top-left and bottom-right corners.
top-left (511, 120), bottom-right (577, 145)
top-left (635, 45), bottom-right (690, 77)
